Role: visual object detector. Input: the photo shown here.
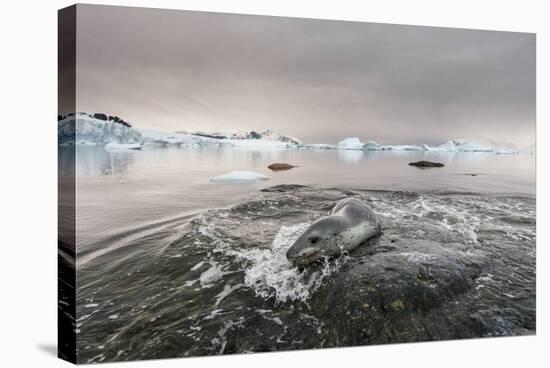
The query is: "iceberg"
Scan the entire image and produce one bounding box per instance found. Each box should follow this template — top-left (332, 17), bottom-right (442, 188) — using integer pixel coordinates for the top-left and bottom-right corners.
top-left (425, 139), bottom-right (519, 154)
top-left (337, 137), bottom-right (365, 150)
top-left (58, 113), bottom-right (143, 145)
top-left (363, 141), bottom-right (380, 150)
top-left (210, 171), bottom-right (269, 182)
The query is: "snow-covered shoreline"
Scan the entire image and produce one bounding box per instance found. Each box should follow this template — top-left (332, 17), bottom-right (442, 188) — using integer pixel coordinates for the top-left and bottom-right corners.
top-left (58, 113), bottom-right (524, 154)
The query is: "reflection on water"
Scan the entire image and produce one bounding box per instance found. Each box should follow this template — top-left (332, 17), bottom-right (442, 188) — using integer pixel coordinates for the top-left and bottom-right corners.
top-left (61, 145), bottom-right (535, 253)
top-left (76, 147), bottom-right (135, 178)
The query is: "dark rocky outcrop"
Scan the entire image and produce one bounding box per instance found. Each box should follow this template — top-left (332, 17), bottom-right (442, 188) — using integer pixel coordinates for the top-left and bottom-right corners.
top-left (193, 132), bottom-right (228, 139)
top-left (107, 115), bottom-right (132, 127)
top-left (93, 113), bottom-right (108, 121)
top-left (409, 160), bottom-right (444, 168)
top-left (248, 131), bottom-right (262, 139)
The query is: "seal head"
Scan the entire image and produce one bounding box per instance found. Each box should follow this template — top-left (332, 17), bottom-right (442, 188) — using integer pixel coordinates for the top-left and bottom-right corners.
top-left (286, 216), bottom-right (347, 265)
top-left (286, 198), bottom-right (381, 266)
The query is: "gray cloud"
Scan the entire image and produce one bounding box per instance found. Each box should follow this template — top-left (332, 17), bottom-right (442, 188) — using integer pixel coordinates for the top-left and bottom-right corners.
top-left (75, 4), bottom-right (535, 147)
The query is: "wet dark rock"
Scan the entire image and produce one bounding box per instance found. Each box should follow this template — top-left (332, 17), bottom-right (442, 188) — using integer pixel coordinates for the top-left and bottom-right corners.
top-left (312, 238), bottom-right (486, 344)
top-left (409, 160), bottom-right (444, 168)
top-left (268, 163), bottom-right (297, 171)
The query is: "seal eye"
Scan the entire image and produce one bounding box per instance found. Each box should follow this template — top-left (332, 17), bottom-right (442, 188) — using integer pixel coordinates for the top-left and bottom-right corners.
top-left (309, 236), bottom-right (319, 244)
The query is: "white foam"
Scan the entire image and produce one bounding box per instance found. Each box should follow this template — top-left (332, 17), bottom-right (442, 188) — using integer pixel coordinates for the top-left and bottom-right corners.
top-left (240, 223), bottom-right (346, 304)
top-left (199, 263), bottom-right (225, 286)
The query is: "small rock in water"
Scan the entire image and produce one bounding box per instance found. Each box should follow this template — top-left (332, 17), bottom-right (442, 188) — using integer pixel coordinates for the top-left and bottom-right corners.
top-left (268, 163), bottom-right (297, 171)
top-left (408, 160), bottom-right (444, 168)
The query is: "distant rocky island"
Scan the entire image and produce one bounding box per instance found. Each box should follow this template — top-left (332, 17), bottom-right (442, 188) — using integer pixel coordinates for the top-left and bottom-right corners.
top-left (58, 112), bottom-right (522, 154)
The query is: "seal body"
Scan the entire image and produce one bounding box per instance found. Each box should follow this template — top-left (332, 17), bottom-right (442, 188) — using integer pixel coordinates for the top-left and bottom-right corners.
top-left (286, 198), bottom-right (381, 265)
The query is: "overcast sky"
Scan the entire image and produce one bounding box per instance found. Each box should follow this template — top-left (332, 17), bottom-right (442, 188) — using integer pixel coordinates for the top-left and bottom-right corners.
top-left (75, 4), bottom-right (535, 147)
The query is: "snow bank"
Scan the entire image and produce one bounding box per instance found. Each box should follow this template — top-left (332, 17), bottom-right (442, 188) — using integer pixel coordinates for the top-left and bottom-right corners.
top-left (210, 171), bottom-right (269, 182)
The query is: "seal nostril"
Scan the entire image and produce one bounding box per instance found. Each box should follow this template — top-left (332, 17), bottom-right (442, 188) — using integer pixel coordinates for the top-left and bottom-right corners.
top-left (309, 236), bottom-right (319, 244)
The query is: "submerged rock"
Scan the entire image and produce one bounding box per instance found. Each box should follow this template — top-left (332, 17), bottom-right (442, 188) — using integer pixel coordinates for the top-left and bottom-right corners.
top-left (409, 160), bottom-right (444, 168)
top-left (268, 163), bottom-right (297, 171)
top-left (312, 238), bottom-right (486, 344)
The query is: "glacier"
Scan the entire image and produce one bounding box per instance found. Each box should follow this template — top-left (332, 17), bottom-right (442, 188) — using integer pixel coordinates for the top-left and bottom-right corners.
top-left (137, 128), bottom-right (231, 147)
top-left (58, 113), bottom-right (521, 155)
top-left (58, 113), bottom-right (143, 145)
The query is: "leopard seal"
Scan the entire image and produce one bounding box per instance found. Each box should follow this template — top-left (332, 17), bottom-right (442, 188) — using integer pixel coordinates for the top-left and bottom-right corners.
top-left (286, 198), bottom-right (381, 266)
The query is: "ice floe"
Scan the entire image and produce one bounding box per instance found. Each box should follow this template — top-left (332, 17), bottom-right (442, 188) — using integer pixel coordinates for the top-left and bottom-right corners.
top-left (210, 171), bottom-right (269, 182)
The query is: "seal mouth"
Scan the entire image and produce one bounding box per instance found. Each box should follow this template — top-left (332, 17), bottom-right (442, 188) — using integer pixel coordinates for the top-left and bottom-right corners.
top-left (288, 247), bottom-right (322, 266)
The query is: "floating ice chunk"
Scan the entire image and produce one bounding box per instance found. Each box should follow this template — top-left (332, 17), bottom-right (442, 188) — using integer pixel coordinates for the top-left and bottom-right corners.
top-left (210, 171), bottom-right (269, 182)
top-left (104, 142), bottom-right (143, 150)
top-left (337, 137), bottom-right (365, 150)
